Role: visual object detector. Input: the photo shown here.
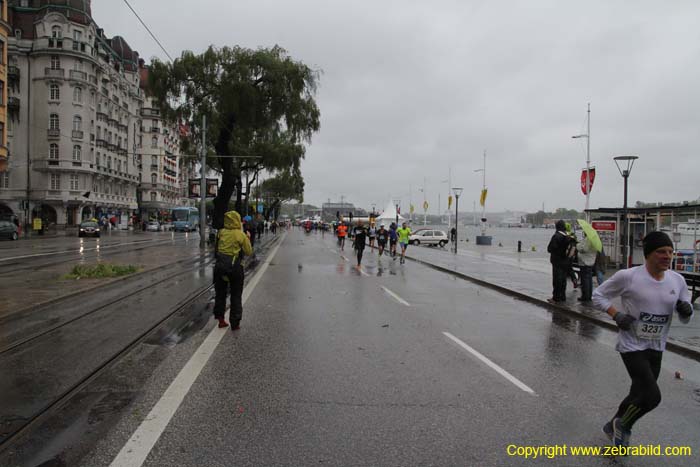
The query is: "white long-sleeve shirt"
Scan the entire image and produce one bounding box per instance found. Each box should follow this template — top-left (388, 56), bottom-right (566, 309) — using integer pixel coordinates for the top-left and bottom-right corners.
top-left (592, 265), bottom-right (692, 352)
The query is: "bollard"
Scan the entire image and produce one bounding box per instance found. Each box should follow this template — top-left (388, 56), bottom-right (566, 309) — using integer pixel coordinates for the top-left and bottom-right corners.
top-left (531, 245), bottom-right (536, 252)
top-left (517, 240), bottom-right (522, 253)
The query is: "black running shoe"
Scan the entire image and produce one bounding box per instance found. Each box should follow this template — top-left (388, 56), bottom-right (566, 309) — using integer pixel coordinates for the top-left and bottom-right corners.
top-left (612, 418), bottom-right (631, 449)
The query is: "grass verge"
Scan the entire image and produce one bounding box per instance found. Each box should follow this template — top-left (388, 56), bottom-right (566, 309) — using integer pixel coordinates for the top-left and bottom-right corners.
top-left (63, 263), bottom-right (141, 280)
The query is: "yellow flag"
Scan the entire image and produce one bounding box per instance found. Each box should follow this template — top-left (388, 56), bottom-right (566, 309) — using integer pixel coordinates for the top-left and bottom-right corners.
top-left (423, 201), bottom-right (429, 212)
top-left (448, 195), bottom-right (453, 209)
top-left (410, 204), bottom-right (415, 214)
top-left (480, 188), bottom-right (488, 207)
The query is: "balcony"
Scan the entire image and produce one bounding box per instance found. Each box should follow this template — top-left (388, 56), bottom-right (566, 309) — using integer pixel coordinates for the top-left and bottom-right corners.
top-left (150, 127), bottom-right (160, 133)
top-left (45, 68), bottom-right (65, 78)
top-left (72, 130), bottom-right (84, 140)
top-left (140, 108), bottom-right (160, 117)
top-left (89, 75), bottom-right (98, 85)
top-left (8, 66), bottom-right (19, 82)
top-left (47, 129), bottom-right (61, 139)
top-left (8, 97), bottom-right (20, 113)
top-left (150, 164), bottom-right (159, 170)
top-left (69, 69), bottom-right (88, 82)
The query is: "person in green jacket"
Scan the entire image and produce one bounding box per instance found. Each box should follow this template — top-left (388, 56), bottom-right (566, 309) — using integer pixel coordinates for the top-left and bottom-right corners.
top-left (396, 222), bottom-right (412, 264)
top-left (214, 211), bottom-right (253, 330)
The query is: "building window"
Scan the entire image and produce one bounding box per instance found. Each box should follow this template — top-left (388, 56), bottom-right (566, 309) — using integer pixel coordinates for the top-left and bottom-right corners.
top-left (72, 30), bottom-right (82, 51)
top-left (49, 114), bottom-right (59, 130)
top-left (73, 115), bottom-right (82, 131)
top-left (50, 173), bottom-right (60, 190)
top-left (117, 160), bottom-right (121, 172)
top-left (73, 145), bottom-right (81, 161)
top-left (151, 136), bottom-right (157, 148)
top-left (73, 86), bottom-right (82, 103)
top-left (0, 42), bottom-right (4, 65)
top-left (70, 174), bottom-right (79, 190)
top-left (52, 26), bottom-right (62, 38)
top-left (0, 123), bottom-right (3, 143)
top-left (150, 192), bottom-right (156, 202)
top-left (96, 153), bottom-right (100, 166)
top-left (107, 157), bottom-right (111, 169)
top-left (151, 156), bottom-right (157, 166)
top-left (90, 91), bottom-right (95, 105)
top-left (50, 83), bottom-right (60, 100)
top-left (0, 171), bottom-right (9, 189)
top-left (49, 143), bottom-right (59, 160)
top-left (50, 55), bottom-right (60, 70)
top-left (151, 173), bottom-right (157, 184)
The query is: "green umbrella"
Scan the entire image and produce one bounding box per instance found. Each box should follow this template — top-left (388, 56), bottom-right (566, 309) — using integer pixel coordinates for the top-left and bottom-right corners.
top-left (577, 219), bottom-right (602, 252)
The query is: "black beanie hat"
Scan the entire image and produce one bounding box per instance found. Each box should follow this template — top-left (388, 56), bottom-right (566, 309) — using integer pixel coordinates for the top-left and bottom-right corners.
top-left (643, 231), bottom-right (673, 257)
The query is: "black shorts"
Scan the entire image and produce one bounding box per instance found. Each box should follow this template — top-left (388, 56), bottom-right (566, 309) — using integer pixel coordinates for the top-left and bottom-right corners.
top-left (389, 239), bottom-right (397, 246)
top-left (378, 239), bottom-right (387, 246)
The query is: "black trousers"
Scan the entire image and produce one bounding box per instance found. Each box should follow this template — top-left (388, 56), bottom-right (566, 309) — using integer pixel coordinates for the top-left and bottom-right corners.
top-left (356, 247), bottom-right (365, 265)
top-left (213, 264), bottom-right (245, 323)
top-left (579, 266), bottom-right (593, 301)
top-left (552, 263), bottom-right (568, 301)
top-left (614, 350), bottom-right (663, 429)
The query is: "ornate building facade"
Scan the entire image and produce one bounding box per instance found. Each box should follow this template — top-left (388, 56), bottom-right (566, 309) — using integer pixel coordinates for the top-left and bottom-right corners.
top-left (0, 0), bottom-right (188, 231)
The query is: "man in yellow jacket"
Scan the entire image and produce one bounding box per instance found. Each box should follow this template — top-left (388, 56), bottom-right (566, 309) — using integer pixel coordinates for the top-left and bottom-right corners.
top-left (214, 211), bottom-right (253, 330)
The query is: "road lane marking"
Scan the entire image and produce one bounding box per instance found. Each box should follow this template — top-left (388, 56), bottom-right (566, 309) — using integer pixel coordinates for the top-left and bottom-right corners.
top-left (381, 286), bottom-right (410, 306)
top-left (442, 332), bottom-right (536, 395)
top-left (358, 266), bottom-right (370, 276)
top-left (109, 234), bottom-right (286, 467)
top-left (340, 255), bottom-right (349, 262)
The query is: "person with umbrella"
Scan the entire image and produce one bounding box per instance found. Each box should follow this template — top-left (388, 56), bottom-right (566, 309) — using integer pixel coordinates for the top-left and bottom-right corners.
top-left (576, 219), bottom-right (603, 302)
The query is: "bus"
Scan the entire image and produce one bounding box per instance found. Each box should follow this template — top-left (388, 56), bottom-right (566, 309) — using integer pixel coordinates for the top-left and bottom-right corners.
top-left (171, 207), bottom-right (200, 232)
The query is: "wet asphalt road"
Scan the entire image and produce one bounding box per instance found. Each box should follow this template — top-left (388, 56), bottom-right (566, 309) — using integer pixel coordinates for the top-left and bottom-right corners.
top-left (72, 229), bottom-right (699, 467)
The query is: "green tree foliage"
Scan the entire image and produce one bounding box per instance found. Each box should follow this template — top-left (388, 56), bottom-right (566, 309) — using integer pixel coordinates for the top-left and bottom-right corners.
top-left (255, 168), bottom-right (304, 220)
top-left (148, 45), bottom-right (321, 227)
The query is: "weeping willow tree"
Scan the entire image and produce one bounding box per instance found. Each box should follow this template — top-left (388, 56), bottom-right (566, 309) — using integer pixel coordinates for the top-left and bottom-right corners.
top-left (148, 45), bottom-right (320, 227)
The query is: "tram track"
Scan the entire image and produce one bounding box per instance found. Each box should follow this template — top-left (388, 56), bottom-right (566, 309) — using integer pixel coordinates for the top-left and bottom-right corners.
top-left (0, 236), bottom-right (196, 275)
top-left (0, 281), bottom-right (216, 451)
top-left (0, 234), bottom-right (281, 452)
top-left (0, 254), bottom-right (213, 356)
top-left (0, 249), bottom-right (210, 321)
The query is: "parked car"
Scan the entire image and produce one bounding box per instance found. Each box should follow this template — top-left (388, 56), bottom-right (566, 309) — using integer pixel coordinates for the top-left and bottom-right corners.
top-left (78, 220), bottom-right (101, 238)
top-left (409, 229), bottom-right (448, 247)
top-left (145, 221), bottom-right (161, 232)
top-left (0, 220), bottom-right (19, 240)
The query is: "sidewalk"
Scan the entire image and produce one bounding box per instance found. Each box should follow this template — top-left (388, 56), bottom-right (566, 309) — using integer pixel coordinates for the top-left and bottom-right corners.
top-left (402, 244), bottom-right (700, 360)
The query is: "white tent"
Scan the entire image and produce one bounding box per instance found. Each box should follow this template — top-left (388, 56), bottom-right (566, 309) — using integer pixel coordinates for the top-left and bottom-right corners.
top-left (374, 201), bottom-right (405, 226)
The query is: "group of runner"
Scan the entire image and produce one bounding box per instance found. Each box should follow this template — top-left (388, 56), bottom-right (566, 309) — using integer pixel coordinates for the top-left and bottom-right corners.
top-left (335, 220), bottom-right (412, 266)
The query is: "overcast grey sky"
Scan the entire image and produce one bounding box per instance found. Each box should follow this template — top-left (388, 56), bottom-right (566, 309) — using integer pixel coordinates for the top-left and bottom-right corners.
top-left (94, 0), bottom-right (700, 214)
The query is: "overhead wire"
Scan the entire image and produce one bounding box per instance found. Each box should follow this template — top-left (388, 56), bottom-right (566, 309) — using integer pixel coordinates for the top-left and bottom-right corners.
top-left (121, 0), bottom-right (174, 62)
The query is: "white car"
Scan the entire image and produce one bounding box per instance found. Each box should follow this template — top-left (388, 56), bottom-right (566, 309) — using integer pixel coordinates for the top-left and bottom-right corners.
top-left (409, 229), bottom-right (448, 247)
top-left (146, 221), bottom-right (161, 232)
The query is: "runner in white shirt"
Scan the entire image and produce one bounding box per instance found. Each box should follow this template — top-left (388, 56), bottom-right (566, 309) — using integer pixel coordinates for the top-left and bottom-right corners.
top-left (592, 232), bottom-right (693, 450)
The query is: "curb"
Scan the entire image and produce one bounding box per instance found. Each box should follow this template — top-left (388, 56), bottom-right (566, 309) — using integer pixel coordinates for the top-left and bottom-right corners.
top-left (404, 253), bottom-right (700, 362)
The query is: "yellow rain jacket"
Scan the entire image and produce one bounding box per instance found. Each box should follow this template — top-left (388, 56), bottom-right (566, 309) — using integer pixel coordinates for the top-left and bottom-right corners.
top-left (216, 211), bottom-right (253, 265)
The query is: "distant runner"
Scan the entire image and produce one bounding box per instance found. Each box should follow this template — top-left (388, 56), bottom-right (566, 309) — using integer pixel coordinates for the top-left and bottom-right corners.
top-left (337, 222), bottom-right (348, 250)
top-left (388, 223), bottom-right (398, 259)
top-left (376, 224), bottom-right (388, 256)
top-left (368, 224), bottom-right (377, 250)
top-left (352, 221), bottom-right (368, 268)
top-left (592, 232), bottom-right (693, 450)
top-left (396, 222), bottom-right (411, 264)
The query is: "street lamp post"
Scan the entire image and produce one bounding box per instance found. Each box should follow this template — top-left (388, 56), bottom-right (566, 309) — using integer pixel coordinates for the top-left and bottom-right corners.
top-left (452, 187), bottom-right (463, 253)
top-left (392, 198), bottom-right (401, 226)
top-left (613, 155), bottom-right (638, 269)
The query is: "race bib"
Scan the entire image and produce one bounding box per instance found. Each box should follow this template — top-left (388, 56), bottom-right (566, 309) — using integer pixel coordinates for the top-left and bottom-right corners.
top-left (635, 312), bottom-right (669, 340)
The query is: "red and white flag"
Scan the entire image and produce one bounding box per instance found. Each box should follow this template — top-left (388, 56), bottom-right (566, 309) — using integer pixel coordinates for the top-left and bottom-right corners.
top-left (581, 167), bottom-right (596, 195)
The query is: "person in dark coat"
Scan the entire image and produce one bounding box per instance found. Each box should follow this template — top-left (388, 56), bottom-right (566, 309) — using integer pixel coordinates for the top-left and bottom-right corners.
top-left (352, 221), bottom-right (368, 267)
top-left (547, 220), bottom-right (572, 303)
